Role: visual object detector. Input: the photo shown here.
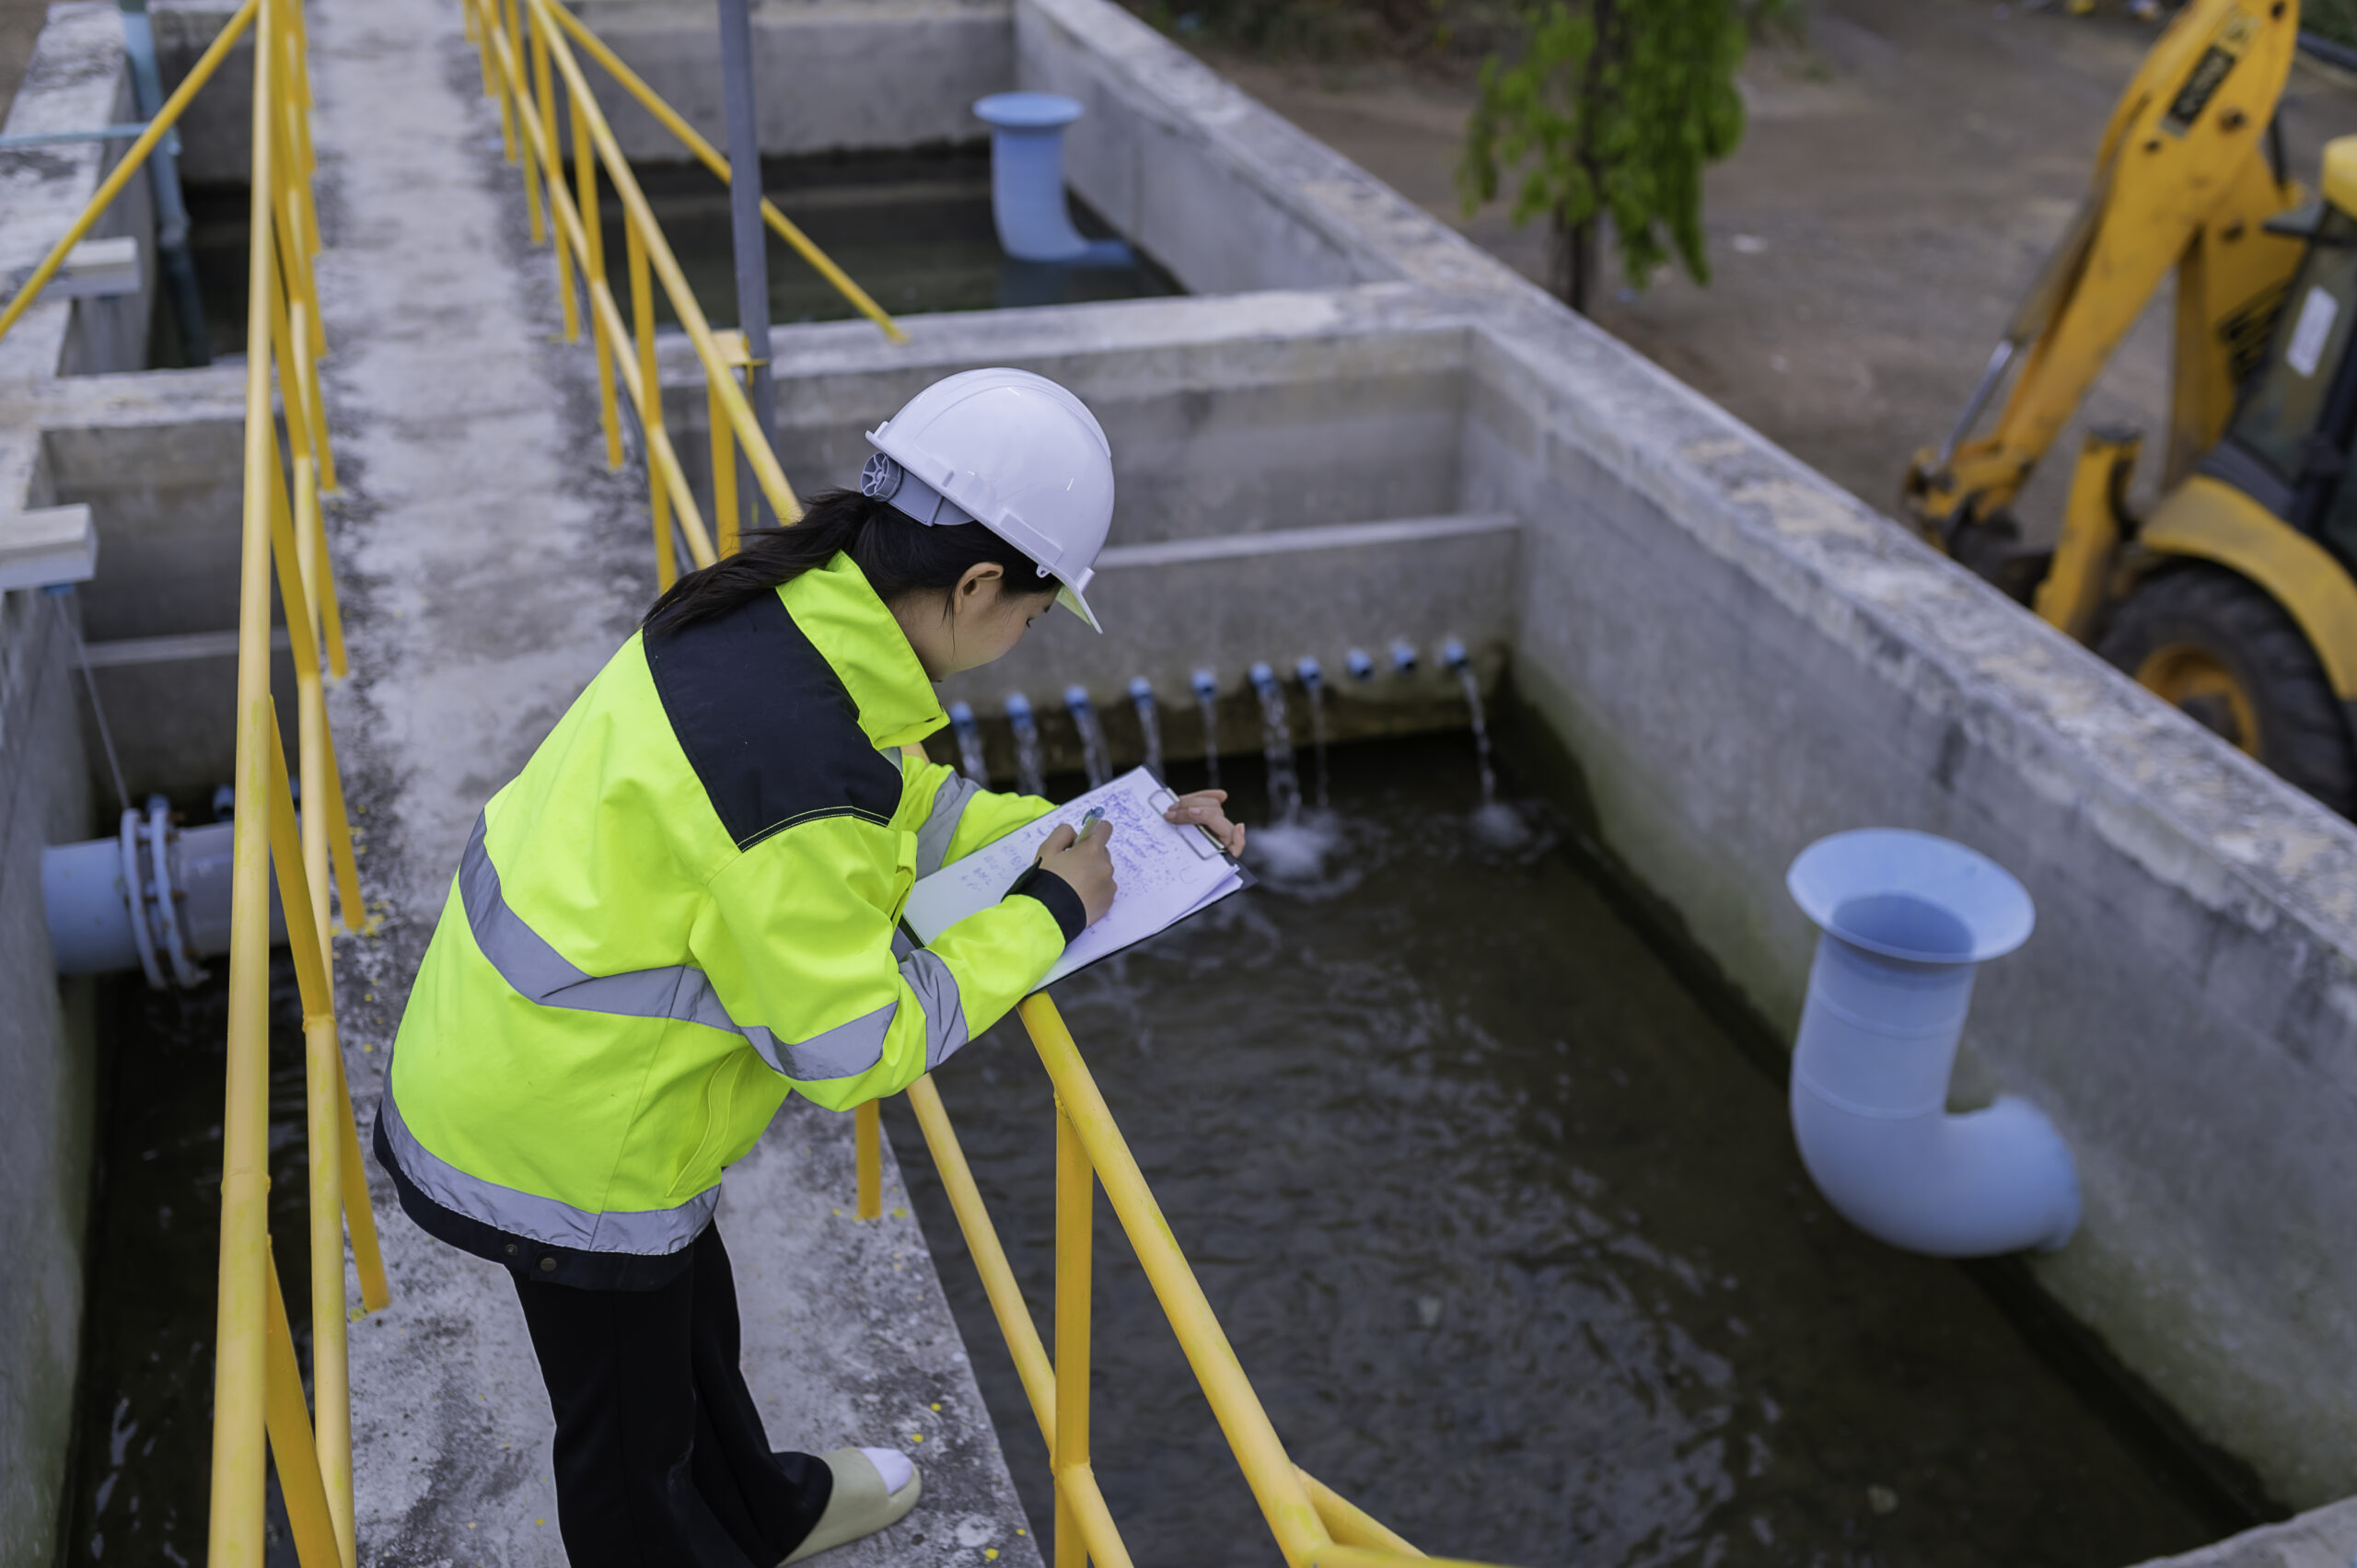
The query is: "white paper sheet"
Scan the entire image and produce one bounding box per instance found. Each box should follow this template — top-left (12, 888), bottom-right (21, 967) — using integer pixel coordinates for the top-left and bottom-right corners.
top-left (902, 766), bottom-right (1246, 987)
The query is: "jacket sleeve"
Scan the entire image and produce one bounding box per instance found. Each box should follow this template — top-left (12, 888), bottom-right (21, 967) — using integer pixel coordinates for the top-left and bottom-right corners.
top-left (904, 756), bottom-right (1060, 877)
top-left (691, 815), bottom-right (1071, 1110)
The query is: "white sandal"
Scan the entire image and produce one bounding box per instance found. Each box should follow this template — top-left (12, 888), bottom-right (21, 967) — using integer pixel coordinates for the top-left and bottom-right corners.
top-left (780, 1447), bottom-right (922, 1564)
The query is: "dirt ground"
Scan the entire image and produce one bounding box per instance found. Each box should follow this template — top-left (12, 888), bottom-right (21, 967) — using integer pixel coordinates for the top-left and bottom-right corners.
top-left (1207, 0), bottom-right (2357, 543)
top-left (0, 0), bottom-right (45, 130)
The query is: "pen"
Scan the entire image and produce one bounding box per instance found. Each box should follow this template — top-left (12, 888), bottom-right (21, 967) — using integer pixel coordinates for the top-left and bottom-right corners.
top-left (1077, 807), bottom-right (1105, 837)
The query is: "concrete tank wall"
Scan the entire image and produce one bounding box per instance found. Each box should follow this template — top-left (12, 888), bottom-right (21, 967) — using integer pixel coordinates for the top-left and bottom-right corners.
top-left (655, 287), bottom-right (1509, 777)
top-left (0, 586), bottom-right (95, 1568)
top-left (570, 0), bottom-right (1014, 162)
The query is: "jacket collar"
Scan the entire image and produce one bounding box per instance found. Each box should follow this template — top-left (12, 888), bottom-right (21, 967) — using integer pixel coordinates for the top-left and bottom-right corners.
top-left (779, 552), bottom-right (947, 751)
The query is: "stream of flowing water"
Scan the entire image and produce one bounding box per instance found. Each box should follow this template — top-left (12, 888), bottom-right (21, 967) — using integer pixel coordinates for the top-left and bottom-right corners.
top-left (1254, 670), bottom-right (1302, 824)
top-left (950, 703), bottom-right (990, 785)
top-left (1196, 685), bottom-right (1221, 792)
top-left (1009, 698), bottom-right (1047, 799)
top-left (1067, 688), bottom-right (1111, 791)
top-left (1457, 666), bottom-right (1497, 807)
top-left (1130, 679), bottom-right (1163, 784)
top-left (1302, 676), bottom-right (1331, 815)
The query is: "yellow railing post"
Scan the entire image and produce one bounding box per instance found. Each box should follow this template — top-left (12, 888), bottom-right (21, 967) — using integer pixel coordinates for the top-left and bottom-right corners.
top-left (575, 87), bottom-right (621, 469)
top-left (205, 0), bottom-right (286, 1552)
top-left (1054, 1097), bottom-right (1093, 1568)
top-left (502, 0), bottom-right (542, 242)
top-left (528, 2), bottom-right (577, 343)
top-left (707, 330), bottom-right (749, 559)
top-left (853, 1100), bottom-right (882, 1220)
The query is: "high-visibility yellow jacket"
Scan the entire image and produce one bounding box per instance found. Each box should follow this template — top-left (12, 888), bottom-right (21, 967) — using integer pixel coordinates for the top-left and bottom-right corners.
top-left (375, 552), bottom-right (1080, 1287)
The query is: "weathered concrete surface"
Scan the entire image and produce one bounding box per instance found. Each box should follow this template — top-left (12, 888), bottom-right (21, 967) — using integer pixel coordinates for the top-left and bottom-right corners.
top-left (2132, 1496), bottom-right (2357, 1568)
top-left (572, 0), bottom-right (1011, 163)
top-left (299, 0), bottom-right (1041, 1559)
top-left (0, 585), bottom-right (94, 1568)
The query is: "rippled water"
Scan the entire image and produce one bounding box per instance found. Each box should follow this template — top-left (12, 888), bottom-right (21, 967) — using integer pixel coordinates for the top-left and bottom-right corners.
top-left (885, 734), bottom-right (2236, 1568)
top-left (65, 959), bottom-right (313, 1567)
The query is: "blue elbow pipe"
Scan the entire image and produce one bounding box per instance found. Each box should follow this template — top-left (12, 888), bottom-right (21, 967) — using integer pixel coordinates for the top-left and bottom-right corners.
top-left (1784, 830), bottom-right (2079, 1256)
top-left (972, 93), bottom-right (1135, 267)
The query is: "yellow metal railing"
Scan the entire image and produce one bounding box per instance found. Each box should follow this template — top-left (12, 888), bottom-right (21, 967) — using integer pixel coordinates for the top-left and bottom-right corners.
top-left (470, 11), bottom-right (1516, 1566)
top-left (461, 0), bottom-right (909, 583)
top-left (0, 0), bottom-right (255, 345)
top-left (209, 0), bottom-right (389, 1564)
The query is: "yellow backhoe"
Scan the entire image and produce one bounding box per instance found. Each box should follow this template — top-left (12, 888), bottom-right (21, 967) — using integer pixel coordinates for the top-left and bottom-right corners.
top-left (1905, 0), bottom-right (2357, 814)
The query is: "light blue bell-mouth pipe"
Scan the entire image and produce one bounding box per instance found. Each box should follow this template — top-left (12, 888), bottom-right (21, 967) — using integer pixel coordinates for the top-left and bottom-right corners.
top-left (972, 93), bottom-right (1136, 267)
top-left (1784, 829), bottom-right (2080, 1257)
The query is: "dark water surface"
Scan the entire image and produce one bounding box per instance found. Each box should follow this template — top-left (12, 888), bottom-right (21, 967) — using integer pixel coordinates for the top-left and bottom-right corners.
top-left (64, 960), bottom-right (312, 1567)
top-left (884, 733), bottom-right (2235, 1568)
top-left (610, 146), bottom-right (1181, 331)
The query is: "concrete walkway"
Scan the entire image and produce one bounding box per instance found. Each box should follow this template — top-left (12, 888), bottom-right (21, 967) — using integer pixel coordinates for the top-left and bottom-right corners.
top-left (299, 0), bottom-right (1040, 1560)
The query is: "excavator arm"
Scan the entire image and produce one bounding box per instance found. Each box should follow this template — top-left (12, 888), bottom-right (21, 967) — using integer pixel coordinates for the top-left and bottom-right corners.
top-left (1905, 0), bottom-right (2305, 549)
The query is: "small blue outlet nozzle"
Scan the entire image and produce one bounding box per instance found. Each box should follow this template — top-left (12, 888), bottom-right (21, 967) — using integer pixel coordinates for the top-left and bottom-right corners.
top-left (948, 701), bottom-right (977, 728)
top-left (1191, 668), bottom-right (1218, 700)
top-left (1295, 656), bottom-right (1323, 688)
top-left (1005, 692), bottom-right (1033, 722)
top-left (1249, 660), bottom-right (1277, 692)
top-left (1441, 637), bottom-right (1469, 672)
top-left (1063, 683), bottom-right (1092, 712)
top-left (1389, 639), bottom-right (1418, 674)
top-left (1128, 676), bottom-right (1154, 703)
top-left (1346, 648), bottom-right (1375, 680)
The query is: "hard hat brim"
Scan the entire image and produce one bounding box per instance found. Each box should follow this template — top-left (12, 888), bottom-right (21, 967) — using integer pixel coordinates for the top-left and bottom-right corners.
top-left (1055, 580), bottom-right (1102, 633)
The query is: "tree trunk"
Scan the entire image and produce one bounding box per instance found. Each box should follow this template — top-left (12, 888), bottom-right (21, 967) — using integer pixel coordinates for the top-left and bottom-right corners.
top-left (1552, 211), bottom-right (1599, 316)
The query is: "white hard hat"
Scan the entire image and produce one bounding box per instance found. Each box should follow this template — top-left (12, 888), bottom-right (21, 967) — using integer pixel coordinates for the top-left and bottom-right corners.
top-left (858, 367), bottom-right (1114, 633)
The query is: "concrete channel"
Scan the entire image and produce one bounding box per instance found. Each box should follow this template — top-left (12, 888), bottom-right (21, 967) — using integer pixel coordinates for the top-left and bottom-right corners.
top-left (5, 0), bottom-right (2357, 1560)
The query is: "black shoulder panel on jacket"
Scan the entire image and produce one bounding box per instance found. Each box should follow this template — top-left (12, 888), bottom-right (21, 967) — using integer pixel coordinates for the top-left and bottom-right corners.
top-left (644, 591), bottom-right (902, 850)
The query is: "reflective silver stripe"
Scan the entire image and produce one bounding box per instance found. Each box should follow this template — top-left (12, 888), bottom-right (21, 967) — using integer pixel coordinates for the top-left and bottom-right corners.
top-left (900, 948), bottom-right (970, 1069)
top-left (460, 812), bottom-right (895, 1081)
top-left (379, 1080), bottom-right (715, 1255)
top-left (915, 771), bottom-right (980, 877)
top-left (743, 1001), bottom-right (898, 1080)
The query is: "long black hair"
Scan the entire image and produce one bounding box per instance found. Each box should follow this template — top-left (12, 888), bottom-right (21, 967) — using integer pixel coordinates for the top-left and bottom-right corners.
top-left (643, 488), bottom-right (1056, 636)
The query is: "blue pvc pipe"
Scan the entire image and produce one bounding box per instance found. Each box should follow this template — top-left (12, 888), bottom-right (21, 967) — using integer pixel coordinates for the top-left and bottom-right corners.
top-left (973, 93), bottom-right (1135, 267)
top-left (1785, 829), bottom-right (2079, 1256)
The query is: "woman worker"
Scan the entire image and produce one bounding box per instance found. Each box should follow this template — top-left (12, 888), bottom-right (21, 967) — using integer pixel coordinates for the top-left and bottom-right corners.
top-left (373, 368), bottom-right (1247, 1566)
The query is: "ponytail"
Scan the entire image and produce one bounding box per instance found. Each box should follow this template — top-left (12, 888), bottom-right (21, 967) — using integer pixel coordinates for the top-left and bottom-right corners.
top-left (643, 488), bottom-right (1056, 636)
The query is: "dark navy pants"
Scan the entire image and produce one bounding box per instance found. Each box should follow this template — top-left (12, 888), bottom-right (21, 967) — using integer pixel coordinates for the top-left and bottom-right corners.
top-left (509, 1224), bottom-right (832, 1567)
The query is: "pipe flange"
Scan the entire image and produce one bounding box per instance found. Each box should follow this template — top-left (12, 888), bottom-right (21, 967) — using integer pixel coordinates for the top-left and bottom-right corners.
top-left (117, 807), bottom-right (166, 990)
top-left (147, 796), bottom-right (205, 988)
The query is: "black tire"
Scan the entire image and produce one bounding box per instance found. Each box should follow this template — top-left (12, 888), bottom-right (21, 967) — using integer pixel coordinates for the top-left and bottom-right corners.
top-left (2095, 564), bottom-right (2357, 817)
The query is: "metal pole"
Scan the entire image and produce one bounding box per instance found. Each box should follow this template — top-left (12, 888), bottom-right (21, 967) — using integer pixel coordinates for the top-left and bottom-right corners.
top-left (714, 0), bottom-right (775, 534)
top-left (118, 0), bottom-right (211, 365)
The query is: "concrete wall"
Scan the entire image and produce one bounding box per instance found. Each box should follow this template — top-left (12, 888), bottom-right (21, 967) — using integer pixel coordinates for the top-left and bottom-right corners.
top-left (0, 586), bottom-right (95, 1568)
top-left (571, 0), bottom-right (1013, 162)
top-left (994, 0), bottom-right (2357, 1510)
top-left (655, 287), bottom-right (1506, 776)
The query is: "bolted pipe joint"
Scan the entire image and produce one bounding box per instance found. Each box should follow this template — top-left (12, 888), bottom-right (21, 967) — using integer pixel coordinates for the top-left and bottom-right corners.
top-left (43, 796), bottom-right (284, 987)
top-left (1346, 647), bottom-right (1376, 681)
top-left (1785, 830), bottom-right (2080, 1257)
top-left (1295, 656), bottom-right (1323, 689)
